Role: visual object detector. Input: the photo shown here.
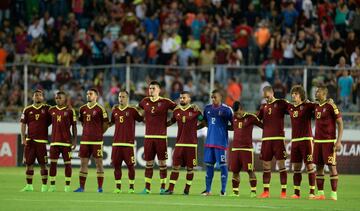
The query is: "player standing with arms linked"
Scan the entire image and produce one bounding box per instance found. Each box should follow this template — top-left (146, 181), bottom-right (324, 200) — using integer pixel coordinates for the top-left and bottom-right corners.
top-left (257, 86), bottom-right (288, 199)
top-left (199, 90), bottom-right (233, 196)
top-left (48, 91), bottom-right (77, 192)
top-left (20, 89), bottom-right (50, 192)
top-left (109, 90), bottom-right (143, 193)
top-left (138, 81), bottom-right (177, 194)
top-left (229, 101), bottom-right (262, 197)
top-left (287, 85), bottom-right (316, 199)
top-left (162, 91), bottom-right (203, 195)
top-left (313, 86), bottom-right (343, 201)
top-left (74, 88), bottom-right (109, 192)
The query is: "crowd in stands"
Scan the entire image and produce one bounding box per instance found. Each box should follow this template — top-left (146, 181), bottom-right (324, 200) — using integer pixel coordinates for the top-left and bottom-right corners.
top-left (0, 0), bottom-right (360, 122)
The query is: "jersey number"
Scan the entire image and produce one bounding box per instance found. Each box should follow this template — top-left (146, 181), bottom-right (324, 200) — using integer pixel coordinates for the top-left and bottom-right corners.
top-left (57, 115), bottom-right (62, 122)
top-left (35, 114), bottom-right (40, 120)
top-left (211, 117), bottom-right (216, 125)
top-left (119, 116), bottom-right (124, 123)
top-left (238, 122), bottom-right (243, 128)
top-left (268, 108), bottom-right (272, 115)
top-left (182, 116), bottom-right (186, 123)
top-left (86, 114), bottom-right (91, 121)
top-left (316, 112), bottom-right (321, 119)
top-left (151, 106), bottom-right (155, 114)
top-left (293, 111), bottom-right (298, 118)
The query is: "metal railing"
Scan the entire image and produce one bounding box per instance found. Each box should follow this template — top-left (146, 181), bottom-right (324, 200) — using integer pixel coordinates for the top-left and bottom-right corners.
top-left (1, 62), bottom-right (359, 128)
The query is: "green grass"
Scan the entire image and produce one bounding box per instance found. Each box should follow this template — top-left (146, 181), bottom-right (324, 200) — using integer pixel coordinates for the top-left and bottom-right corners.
top-left (0, 167), bottom-right (359, 211)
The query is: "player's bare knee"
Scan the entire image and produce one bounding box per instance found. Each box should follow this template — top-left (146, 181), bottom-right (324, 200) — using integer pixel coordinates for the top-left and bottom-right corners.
top-left (146, 160), bottom-right (154, 167)
top-left (158, 160), bottom-right (166, 166)
top-left (39, 164), bottom-right (47, 170)
top-left (26, 165), bottom-right (34, 170)
top-left (316, 165), bottom-right (324, 174)
top-left (247, 171), bottom-right (256, 179)
top-left (293, 162), bottom-right (302, 171)
top-left (233, 173), bottom-right (240, 179)
top-left (329, 165), bottom-right (338, 175)
top-left (277, 160), bottom-right (285, 169)
top-left (173, 165), bottom-right (180, 171)
top-left (262, 161), bottom-right (271, 169)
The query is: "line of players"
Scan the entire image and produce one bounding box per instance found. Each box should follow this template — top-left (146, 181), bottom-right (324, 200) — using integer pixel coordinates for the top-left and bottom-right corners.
top-left (20, 81), bottom-right (343, 200)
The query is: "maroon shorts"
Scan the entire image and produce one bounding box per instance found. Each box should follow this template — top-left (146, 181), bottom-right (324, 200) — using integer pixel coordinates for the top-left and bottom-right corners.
top-left (172, 146), bottom-right (197, 168)
top-left (50, 146), bottom-right (72, 162)
top-left (313, 142), bottom-right (336, 166)
top-left (79, 144), bottom-right (103, 158)
top-left (24, 140), bottom-right (48, 165)
top-left (230, 150), bottom-right (254, 172)
top-left (144, 138), bottom-right (168, 161)
top-left (291, 140), bottom-right (313, 164)
top-left (260, 140), bottom-right (287, 161)
top-left (111, 146), bottom-right (135, 166)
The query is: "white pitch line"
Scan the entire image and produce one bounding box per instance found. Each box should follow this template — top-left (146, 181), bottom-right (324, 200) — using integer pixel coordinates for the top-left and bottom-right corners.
top-left (1, 198), bottom-right (342, 210)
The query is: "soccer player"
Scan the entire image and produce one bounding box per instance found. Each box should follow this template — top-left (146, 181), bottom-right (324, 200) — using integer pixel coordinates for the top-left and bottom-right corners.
top-left (313, 86), bottom-right (343, 201)
top-left (200, 89), bottom-right (233, 196)
top-left (162, 91), bottom-right (203, 195)
top-left (257, 86), bottom-right (288, 199)
top-left (138, 81), bottom-right (177, 194)
top-left (20, 89), bottom-right (50, 192)
top-left (48, 91), bottom-right (77, 192)
top-left (287, 85), bottom-right (316, 199)
top-left (74, 88), bottom-right (109, 192)
top-left (109, 90), bottom-right (143, 193)
top-left (229, 101), bottom-right (262, 198)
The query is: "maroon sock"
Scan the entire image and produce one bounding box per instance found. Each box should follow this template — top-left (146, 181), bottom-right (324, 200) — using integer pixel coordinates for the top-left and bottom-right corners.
top-left (114, 167), bottom-right (122, 189)
top-left (144, 165), bottom-right (153, 190)
top-left (250, 178), bottom-right (257, 192)
top-left (64, 164), bottom-right (72, 185)
top-left (263, 169), bottom-right (271, 192)
top-left (308, 169), bottom-right (316, 194)
top-left (184, 171), bottom-right (194, 193)
top-left (79, 171), bottom-right (88, 189)
top-left (26, 169), bottom-right (34, 184)
top-left (41, 169), bottom-right (48, 185)
top-left (330, 174), bottom-right (338, 192)
top-left (168, 171), bottom-right (179, 191)
top-left (128, 165), bottom-right (135, 189)
top-left (316, 174), bottom-right (324, 191)
top-left (97, 172), bottom-right (104, 189)
top-left (232, 177), bottom-right (240, 194)
top-left (49, 162), bottom-right (57, 185)
top-left (293, 171), bottom-right (302, 196)
top-left (279, 168), bottom-right (287, 193)
top-left (159, 165), bottom-right (167, 189)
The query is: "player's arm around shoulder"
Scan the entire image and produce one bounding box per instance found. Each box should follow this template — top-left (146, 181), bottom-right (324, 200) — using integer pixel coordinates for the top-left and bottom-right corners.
top-left (249, 113), bottom-right (263, 129)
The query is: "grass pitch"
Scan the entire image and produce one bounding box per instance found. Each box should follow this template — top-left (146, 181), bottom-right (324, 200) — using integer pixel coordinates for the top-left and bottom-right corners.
top-left (0, 167), bottom-right (359, 211)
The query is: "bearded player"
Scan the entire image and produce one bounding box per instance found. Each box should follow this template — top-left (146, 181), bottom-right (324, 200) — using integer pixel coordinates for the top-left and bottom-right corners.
top-left (162, 91), bottom-right (203, 195)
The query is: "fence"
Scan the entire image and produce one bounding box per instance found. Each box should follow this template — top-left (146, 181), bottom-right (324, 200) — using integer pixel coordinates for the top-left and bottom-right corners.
top-left (0, 63), bottom-right (359, 128)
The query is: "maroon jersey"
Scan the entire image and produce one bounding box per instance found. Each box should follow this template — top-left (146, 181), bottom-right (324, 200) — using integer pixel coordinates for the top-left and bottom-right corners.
top-left (232, 113), bottom-right (262, 149)
top-left (49, 106), bottom-right (76, 146)
top-left (314, 102), bottom-right (342, 142)
top-left (20, 104), bottom-right (50, 143)
top-left (111, 105), bottom-right (143, 146)
top-left (172, 105), bottom-right (202, 146)
top-left (79, 103), bottom-right (108, 144)
top-left (257, 99), bottom-right (288, 140)
top-left (139, 97), bottom-right (177, 139)
top-left (287, 102), bottom-right (316, 141)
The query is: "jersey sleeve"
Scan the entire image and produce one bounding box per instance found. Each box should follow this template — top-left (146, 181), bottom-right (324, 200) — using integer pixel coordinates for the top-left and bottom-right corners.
top-left (257, 104), bottom-right (264, 120)
top-left (167, 99), bottom-right (177, 110)
top-left (133, 108), bottom-right (144, 122)
top-left (330, 103), bottom-right (342, 119)
top-left (226, 107), bottom-right (233, 122)
top-left (251, 114), bottom-right (263, 129)
top-left (203, 107), bottom-right (208, 122)
top-left (20, 107), bottom-right (28, 124)
top-left (78, 107), bottom-right (84, 123)
top-left (139, 98), bottom-right (145, 109)
top-left (71, 108), bottom-right (77, 125)
top-left (110, 108), bottom-right (116, 124)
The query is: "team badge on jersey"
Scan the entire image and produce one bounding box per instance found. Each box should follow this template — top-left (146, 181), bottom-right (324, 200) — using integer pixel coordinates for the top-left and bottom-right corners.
top-left (158, 102), bottom-right (162, 107)
top-left (189, 112), bottom-right (192, 116)
top-left (52, 112), bottom-right (55, 115)
top-left (323, 108), bottom-right (326, 112)
top-left (41, 109), bottom-right (45, 114)
top-left (30, 111), bottom-right (33, 114)
top-left (126, 112), bottom-right (129, 116)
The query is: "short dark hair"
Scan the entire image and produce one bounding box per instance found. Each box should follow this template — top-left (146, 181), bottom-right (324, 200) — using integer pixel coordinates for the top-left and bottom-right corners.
top-left (317, 85), bottom-right (328, 94)
top-left (119, 89), bottom-right (129, 95)
top-left (88, 88), bottom-right (99, 96)
top-left (290, 85), bottom-right (306, 101)
top-left (211, 89), bottom-right (221, 95)
top-left (263, 86), bottom-right (273, 92)
top-left (33, 89), bottom-right (44, 95)
top-left (180, 91), bottom-right (191, 96)
top-left (232, 101), bottom-right (243, 112)
top-left (149, 81), bottom-right (161, 88)
top-left (56, 91), bottom-right (67, 96)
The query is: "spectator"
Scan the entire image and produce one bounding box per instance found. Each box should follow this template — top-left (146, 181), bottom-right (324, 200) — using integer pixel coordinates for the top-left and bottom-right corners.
top-left (344, 31), bottom-right (359, 61)
top-left (254, 20), bottom-right (271, 65)
top-left (334, 2), bottom-right (348, 39)
top-left (186, 35), bottom-right (200, 61)
top-left (282, 3), bottom-right (299, 30)
top-left (191, 12), bottom-right (206, 40)
top-left (225, 77), bottom-right (241, 107)
top-left (273, 78), bottom-right (287, 99)
top-left (199, 43), bottom-right (215, 72)
top-left (327, 31), bottom-right (344, 66)
top-left (0, 42), bottom-right (7, 85)
top-left (215, 38), bottom-right (230, 85)
top-left (177, 43), bottom-right (192, 67)
top-left (338, 70), bottom-right (354, 111)
top-left (294, 30), bottom-right (310, 64)
top-left (233, 19), bottom-right (252, 65)
top-left (57, 46), bottom-right (72, 67)
top-left (28, 17), bottom-right (45, 40)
